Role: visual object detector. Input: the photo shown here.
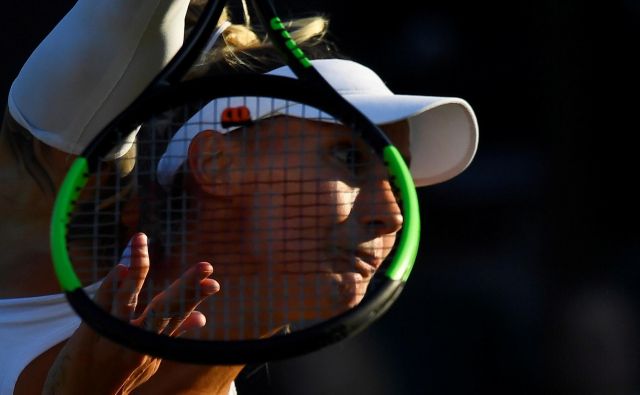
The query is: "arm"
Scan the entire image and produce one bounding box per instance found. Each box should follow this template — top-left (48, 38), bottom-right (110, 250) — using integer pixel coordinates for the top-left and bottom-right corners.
top-left (43, 233), bottom-right (220, 395)
top-left (9, 0), bottom-right (190, 155)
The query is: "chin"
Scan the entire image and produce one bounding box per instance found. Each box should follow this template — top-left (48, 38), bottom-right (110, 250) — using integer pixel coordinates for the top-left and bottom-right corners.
top-left (336, 272), bottom-right (370, 309)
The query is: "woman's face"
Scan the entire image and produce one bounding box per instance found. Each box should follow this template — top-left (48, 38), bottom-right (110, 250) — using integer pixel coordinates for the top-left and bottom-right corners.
top-left (191, 116), bottom-right (410, 331)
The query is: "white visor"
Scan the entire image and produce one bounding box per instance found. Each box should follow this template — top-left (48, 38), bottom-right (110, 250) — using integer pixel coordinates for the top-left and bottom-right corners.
top-left (156, 58), bottom-right (478, 187)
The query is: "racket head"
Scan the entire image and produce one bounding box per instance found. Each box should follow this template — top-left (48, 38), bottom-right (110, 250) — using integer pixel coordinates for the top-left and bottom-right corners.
top-left (51, 73), bottom-right (420, 364)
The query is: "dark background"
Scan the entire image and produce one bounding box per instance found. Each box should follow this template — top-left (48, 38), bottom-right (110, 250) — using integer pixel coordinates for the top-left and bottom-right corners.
top-left (2, 1), bottom-right (638, 394)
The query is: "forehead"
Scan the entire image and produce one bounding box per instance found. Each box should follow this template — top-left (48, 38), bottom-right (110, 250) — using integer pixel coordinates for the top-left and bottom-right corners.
top-left (234, 116), bottom-right (411, 160)
top-left (246, 116), bottom-right (409, 140)
top-left (234, 116), bottom-right (353, 145)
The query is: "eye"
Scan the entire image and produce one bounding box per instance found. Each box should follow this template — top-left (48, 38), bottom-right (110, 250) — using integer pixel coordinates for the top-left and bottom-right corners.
top-left (331, 143), bottom-right (366, 172)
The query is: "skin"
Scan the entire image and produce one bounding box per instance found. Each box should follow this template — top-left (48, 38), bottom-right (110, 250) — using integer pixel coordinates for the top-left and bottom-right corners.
top-left (4, 1), bottom-right (387, 392)
top-left (158, 117), bottom-right (410, 340)
top-left (0, 117), bottom-right (410, 394)
top-left (0, 135), bottom-right (227, 394)
top-left (0, 135), bottom-right (72, 298)
top-left (42, 233), bottom-right (220, 395)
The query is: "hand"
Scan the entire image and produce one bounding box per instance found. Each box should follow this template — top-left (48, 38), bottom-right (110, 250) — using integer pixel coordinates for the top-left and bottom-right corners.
top-left (43, 233), bottom-right (220, 395)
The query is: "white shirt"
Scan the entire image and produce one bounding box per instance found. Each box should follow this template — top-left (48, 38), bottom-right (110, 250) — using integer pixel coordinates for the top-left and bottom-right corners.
top-left (0, 283), bottom-right (237, 394)
top-left (0, 285), bottom-right (95, 393)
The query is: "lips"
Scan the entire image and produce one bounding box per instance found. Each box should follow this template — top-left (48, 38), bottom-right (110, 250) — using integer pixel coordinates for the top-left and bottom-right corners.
top-left (273, 246), bottom-right (384, 279)
top-left (334, 249), bottom-right (380, 279)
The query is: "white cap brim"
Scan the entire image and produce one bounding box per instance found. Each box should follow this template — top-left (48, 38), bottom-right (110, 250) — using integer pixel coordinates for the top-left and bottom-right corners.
top-left (337, 93), bottom-right (477, 186)
top-left (156, 59), bottom-right (478, 187)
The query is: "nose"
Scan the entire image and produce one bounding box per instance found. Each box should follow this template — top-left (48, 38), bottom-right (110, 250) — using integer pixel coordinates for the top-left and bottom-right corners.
top-left (356, 177), bottom-right (404, 237)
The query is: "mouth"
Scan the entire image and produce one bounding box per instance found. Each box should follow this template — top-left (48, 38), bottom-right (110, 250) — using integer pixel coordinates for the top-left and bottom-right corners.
top-left (333, 249), bottom-right (380, 280)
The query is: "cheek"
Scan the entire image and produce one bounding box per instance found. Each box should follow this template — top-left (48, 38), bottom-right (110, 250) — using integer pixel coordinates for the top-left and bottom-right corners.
top-left (241, 178), bottom-right (358, 271)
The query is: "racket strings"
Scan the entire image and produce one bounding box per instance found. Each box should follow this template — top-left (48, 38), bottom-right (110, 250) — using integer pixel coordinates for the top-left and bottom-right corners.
top-left (66, 94), bottom-right (404, 341)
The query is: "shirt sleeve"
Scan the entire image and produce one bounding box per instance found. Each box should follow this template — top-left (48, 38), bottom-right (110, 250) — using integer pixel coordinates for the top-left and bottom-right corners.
top-left (8, 0), bottom-right (190, 155)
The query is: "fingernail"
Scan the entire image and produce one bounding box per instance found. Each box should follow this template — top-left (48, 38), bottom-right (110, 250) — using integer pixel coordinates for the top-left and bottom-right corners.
top-left (200, 279), bottom-right (220, 294)
top-left (196, 261), bottom-right (214, 273)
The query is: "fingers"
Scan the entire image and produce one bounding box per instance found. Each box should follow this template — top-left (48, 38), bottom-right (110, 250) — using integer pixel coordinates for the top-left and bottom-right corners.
top-left (94, 263), bottom-right (128, 311)
top-left (134, 261), bottom-right (220, 336)
top-left (112, 233), bottom-right (151, 320)
top-left (99, 232), bottom-right (220, 337)
top-left (175, 310), bottom-right (207, 335)
top-left (140, 308), bottom-right (169, 332)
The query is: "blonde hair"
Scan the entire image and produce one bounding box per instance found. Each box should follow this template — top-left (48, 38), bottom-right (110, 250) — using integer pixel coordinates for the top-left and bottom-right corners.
top-left (186, 0), bottom-right (329, 47)
top-left (185, 1), bottom-right (338, 77)
top-left (220, 16), bottom-right (329, 63)
top-left (0, 107), bottom-right (56, 195)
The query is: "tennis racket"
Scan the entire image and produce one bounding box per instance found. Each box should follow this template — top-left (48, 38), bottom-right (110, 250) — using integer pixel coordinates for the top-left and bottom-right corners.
top-left (50, 0), bottom-right (420, 364)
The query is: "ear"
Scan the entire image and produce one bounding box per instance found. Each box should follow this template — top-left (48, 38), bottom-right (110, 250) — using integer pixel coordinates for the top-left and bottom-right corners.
top-left (187, 130), bottom-right (233, 196)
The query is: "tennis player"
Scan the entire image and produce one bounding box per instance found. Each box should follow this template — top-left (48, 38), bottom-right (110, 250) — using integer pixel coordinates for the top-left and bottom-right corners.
top-left (0, 0), bottom-right (478, 393)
